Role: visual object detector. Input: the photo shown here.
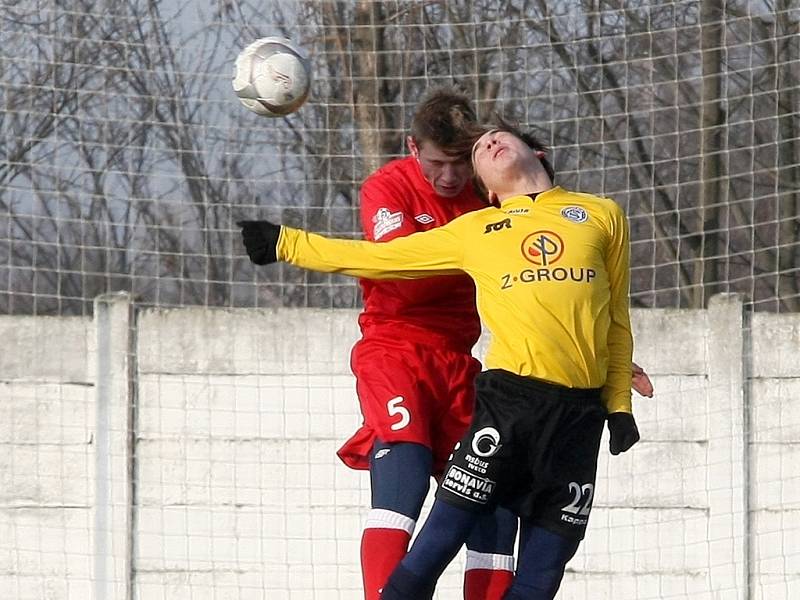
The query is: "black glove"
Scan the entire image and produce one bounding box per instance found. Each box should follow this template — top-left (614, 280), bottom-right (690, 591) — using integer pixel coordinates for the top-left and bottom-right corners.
top-left (607, 412), bottom-right (640, 455)
top-left (238, 220), bottom-right (281, 265)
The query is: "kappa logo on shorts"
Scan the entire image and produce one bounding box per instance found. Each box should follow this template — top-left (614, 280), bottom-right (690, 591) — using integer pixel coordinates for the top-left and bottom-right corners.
top-left (471, 427), bottom-right (502, 457)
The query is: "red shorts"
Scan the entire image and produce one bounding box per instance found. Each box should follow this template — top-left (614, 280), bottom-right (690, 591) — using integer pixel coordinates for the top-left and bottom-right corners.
top-left (338, 337), bottom-right (481, 475)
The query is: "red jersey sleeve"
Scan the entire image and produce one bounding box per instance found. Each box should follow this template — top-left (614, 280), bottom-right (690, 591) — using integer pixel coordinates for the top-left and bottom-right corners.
top-left (359, 174), bottom-right (420, 242)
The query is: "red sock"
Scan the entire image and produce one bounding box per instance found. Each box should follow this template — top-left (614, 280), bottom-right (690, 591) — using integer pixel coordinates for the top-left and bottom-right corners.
top-left (464, 568), bottom-right (514, 600)
top-left (361, 527), bottom-right (412, 600)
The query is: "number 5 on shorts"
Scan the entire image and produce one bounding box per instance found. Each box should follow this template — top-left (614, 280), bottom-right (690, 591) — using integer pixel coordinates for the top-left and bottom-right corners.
top-left (387, 396), bottom-right (410, 431)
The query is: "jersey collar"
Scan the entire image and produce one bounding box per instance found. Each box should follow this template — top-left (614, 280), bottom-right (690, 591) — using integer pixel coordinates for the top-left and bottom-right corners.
top-left (500, 186), bottom-right (561, 210)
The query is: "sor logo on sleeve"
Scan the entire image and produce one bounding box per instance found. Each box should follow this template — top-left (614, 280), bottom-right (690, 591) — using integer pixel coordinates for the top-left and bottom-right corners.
top-left (561, 206), bottom-right (588, 223)
top-left (373, 207), bottom-right (403, 240)
top-left (484, 218), bottom-right (512, 234)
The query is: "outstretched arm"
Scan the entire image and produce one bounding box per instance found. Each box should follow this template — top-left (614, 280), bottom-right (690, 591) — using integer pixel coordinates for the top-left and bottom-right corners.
top-left (239, 220), bottom-right (465, 279)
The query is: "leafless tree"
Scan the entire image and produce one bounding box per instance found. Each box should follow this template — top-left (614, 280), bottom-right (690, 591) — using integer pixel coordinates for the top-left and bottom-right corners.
top-left (1, 0), bottom-right (797, 314)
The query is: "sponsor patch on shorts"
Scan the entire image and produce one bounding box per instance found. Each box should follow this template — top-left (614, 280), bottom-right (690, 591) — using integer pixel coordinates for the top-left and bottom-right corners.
top-left (441, 465), bottom-right (496, 504)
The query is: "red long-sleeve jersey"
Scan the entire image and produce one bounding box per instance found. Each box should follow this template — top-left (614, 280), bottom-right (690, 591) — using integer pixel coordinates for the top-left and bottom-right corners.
top-left (357, 156), bottom-right (487, 353)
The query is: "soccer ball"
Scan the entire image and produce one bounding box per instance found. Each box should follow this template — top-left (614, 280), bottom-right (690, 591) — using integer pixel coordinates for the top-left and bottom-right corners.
top-left (232, 37), bottom-right (311, 117)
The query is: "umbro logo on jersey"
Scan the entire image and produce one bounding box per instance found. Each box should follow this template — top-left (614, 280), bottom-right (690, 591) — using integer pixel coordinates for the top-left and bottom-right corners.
top-left (414, 213), bottom-right (434, 224)
top-left (484, 218), bottom-right (512, 234)
top-left (561, 206), bottom-right (588, 223)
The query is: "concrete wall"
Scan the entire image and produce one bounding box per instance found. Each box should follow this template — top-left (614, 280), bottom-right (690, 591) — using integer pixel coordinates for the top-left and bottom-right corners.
top-left (1, 294), bottom-right (798, 600)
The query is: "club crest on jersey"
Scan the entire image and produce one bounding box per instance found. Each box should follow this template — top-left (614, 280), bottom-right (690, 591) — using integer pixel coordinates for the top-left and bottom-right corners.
top-left (521, 230), bottom-right (565, 266)
top-left (561, 206), bottom-right (588, 223)
top-left (373, 207), bottom-right (403, 240)
top-left (414, 213), bottom-right (434, 224)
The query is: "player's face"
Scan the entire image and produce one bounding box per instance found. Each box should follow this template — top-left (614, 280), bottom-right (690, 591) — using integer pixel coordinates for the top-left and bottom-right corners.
top-left (471, 129), bottom-right (533, 190)
top-left (410, 138), bottom-right (472, 198)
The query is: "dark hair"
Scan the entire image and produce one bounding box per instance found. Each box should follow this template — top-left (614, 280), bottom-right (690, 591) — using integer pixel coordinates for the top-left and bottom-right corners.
top-left (410, 87), bottom-right (477, 155)
top-left (471, 116), bottom-right (555, 196)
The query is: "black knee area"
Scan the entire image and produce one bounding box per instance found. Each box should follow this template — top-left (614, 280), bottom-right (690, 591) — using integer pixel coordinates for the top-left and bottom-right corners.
top-left (502, 566), bottom-right (565, 599)
top-left (506, 525), bottom-right (580, 599)
top-left (465, 506), bottom-right (518, 555)
top-left (370, 441), bottom-right (432, 518)
top-left (380, 564), bottom-right (435, 600)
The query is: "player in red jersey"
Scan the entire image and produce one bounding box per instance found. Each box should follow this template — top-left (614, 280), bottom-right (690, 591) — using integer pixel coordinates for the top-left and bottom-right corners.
top-left (340, 88), bottom-right (518, 600)
top-left (239, 118), bottom-right (657, 600)
top-left (239, 89), bottom-right (654, 599)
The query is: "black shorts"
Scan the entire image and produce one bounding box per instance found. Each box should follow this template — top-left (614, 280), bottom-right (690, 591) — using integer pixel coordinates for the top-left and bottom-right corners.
top-left (436, 369), bottom-right (607, 541)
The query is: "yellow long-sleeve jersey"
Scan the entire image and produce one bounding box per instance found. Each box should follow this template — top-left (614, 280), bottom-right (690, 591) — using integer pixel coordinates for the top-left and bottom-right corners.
top-left (278, 186), bottom-right (633, 414)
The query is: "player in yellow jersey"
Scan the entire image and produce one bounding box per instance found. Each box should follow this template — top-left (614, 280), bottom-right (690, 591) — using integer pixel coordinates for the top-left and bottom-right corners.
top-left (240, 120), bottom-right (646, 599)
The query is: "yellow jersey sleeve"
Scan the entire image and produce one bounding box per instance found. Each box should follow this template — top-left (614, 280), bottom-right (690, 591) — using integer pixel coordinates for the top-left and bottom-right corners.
top-left (600, 201), bottom-right (633, 414)
top-left (277, 221), bottom-right (466, 279)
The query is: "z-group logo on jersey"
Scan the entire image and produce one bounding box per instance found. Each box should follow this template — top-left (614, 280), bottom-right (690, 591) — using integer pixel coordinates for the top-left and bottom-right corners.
top-left (501, 229), bottom-right (596, 289)
top-left (372, 207), bottom-right (403, 240)
top-left (521, 230), bottom-right (564, 266)
top-left (561, 206), bottom-right (588, 223)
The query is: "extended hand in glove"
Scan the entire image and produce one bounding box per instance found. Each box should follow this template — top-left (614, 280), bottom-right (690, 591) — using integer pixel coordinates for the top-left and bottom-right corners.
top-left (238, 220), bottom-right (281, 265)
top-left (607, 412), bottom-right (640, 455)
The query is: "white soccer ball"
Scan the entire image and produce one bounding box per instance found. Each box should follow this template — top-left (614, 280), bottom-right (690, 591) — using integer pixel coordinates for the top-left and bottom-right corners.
top-left (232, 37), bottom-right (311, 118)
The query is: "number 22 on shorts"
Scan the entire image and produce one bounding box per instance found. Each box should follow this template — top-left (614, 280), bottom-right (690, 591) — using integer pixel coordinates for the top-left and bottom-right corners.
top-left (562, 482), bottom-right (594, 516)
top-left (387, 396), bottom-right (410, 430)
